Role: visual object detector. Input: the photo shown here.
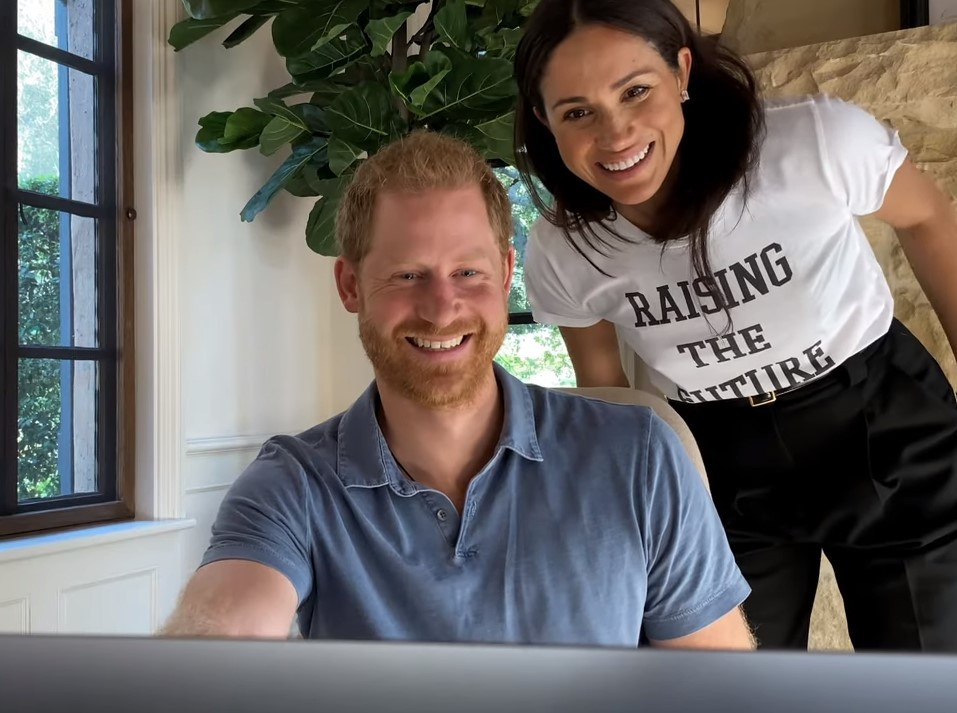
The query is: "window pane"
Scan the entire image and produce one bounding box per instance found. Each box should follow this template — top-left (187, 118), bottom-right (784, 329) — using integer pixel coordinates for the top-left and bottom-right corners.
top-left (18, 0), bottom-right (96, 61)
top-left (17, 50), bottom-right (97, 204)
top-left (495, 323), bottom-right (576, 387)
top-left (18, 358), bottom-right (99, 503)
top-left (496, 166), bottom-right (549, 314)
top-left (19, 208), bottom-right (99, 348)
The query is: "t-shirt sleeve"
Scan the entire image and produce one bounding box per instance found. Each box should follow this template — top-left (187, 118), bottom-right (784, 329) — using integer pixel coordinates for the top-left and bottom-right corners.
top-left (814, 96), bottom-right (908, 216)
top-left (199, 438), bottom-right (314, 605)
top-left (639, 412), bottom-right (750, 641)
top-left (523, 219), bottom-right (601, 328)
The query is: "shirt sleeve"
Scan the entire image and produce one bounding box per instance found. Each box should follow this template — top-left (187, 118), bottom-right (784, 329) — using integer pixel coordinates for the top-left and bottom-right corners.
top-left (813, 96), bottom-right (908, 216)
top-left (639, 412), bottom-right (750, 641)
top-left (199, 438), bottom-right (314, 605)
top-left (523, 218), bottom-right (601, 328)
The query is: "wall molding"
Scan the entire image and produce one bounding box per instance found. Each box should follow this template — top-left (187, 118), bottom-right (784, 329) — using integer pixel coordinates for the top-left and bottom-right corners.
top-left (0, 598), bottom-right (30, 634)
top-left (148, 1), bottom-right (184, 519)
top-left (185, 433), bottom-right (274, 455)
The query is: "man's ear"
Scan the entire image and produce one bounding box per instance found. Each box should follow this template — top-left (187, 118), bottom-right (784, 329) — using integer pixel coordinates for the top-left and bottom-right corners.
top-left (503, 247), bottom-right (516, 296)
top-left (334, 256), bottom-right (360, 314)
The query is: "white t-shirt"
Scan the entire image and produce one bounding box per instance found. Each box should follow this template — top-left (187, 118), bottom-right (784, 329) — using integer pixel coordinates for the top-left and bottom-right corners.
top-left (525, 96), bottom-right (907, 402)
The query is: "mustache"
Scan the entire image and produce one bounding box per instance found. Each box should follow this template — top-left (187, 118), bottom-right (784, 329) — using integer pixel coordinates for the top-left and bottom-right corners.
top-left (395, 319), bottom-right (484, 340)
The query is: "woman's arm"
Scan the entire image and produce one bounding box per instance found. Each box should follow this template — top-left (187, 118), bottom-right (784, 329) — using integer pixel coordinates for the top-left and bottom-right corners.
top-left (560, 320), bottom-right (630, 387)
top-left (873, 160), bottom-right (957, 358)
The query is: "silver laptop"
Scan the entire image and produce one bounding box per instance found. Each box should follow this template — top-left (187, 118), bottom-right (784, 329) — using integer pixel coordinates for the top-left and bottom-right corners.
top-left (1, 634), bottom-right (955, 712)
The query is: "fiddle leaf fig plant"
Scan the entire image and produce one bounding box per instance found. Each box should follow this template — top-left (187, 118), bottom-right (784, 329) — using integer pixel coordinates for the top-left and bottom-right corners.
top-left (170, 0), bottom-right (539, 256)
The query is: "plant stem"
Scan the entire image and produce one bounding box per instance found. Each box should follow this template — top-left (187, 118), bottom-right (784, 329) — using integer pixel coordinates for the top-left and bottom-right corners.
top-left (392, 21), bottom-right (410, 122)
top-left (412, 0), bottom-right (443, 61)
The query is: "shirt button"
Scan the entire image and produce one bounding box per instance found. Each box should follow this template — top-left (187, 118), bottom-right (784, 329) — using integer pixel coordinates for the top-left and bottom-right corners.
top-left (436, 509), bottom-right (449, 522)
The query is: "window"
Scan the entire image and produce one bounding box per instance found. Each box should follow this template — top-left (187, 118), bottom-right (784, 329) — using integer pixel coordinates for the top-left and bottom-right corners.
top-left (493, 166), bottom-right (575, 387)
top-left (1, 0), bottom-right (133, 537)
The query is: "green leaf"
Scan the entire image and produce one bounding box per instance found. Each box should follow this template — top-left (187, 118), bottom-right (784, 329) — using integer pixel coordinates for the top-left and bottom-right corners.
top-left (168, 14), bottom-right (239, 51)
top-left (434, 0), bottom-right (469, 50)
top-left (222, 14), bottom-right (271, 48)
top-left (389, 50), bottom-right (451, 105)
top-left (480, 27), bottom-right (523, 60)
top-left (254, 96), bottom-right (305, 125)
top-left (286, 27), bottom-right (368, 82)
top-left (326, 82), bottom-right (399, 151)
top-left (518, 0), bottom-right (542, 18)
top-left (305, 177), bottom-right (350, 256)
top-left (366, 12), bottom-right (412, 57)
top-left (223, 107), bottom-right (272, 146)
top-left (271, 0), bottom-right (367, 58)
top-left (328, 136), bottom-right (364, 175)
top-left (417, 56), bottom-right (517, 121)
top-left (241, 137), bottom-right (328, 222)
top-left (284, 162), bottom-right (335, 196)
top-left (295, 104), bottom-right (331, 133)
top-left (443, 111), bottom-right (515, 163)
top-left (182, 0), bottom-right (262, 20)
top-left (409, 69), bottom-right (451, 113)
top-left (195, 111), bottom-right (246, 153)
top-left (259, 115), bottom-right (307, 155)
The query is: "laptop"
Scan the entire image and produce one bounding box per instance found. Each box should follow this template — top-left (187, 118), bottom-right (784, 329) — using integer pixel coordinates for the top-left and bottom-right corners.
top-left (1, 634), bottom-right (955, 712)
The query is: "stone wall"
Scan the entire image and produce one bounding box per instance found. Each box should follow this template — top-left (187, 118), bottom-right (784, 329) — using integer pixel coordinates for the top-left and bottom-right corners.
top-left (745, 21), bottom-right (957, 651)
top-left (748, 22), bottom-right (957, 389)
top-left (724, 0), bottom-right (899, 55)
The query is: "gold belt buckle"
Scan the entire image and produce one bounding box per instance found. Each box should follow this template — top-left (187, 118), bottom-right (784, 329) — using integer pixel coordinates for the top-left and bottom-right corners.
top-left (748, 391), bottom-right (778, 407)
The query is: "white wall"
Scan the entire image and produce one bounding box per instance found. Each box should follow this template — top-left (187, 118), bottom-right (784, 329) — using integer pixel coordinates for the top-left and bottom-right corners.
top-left (931, 0), bottom-right (957, 23)
top-left (1, 2), bottom-right (375, 635)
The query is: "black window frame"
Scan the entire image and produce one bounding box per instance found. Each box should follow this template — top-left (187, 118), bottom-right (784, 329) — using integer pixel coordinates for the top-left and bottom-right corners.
top-left (0, 0), bottom-right (134, 537)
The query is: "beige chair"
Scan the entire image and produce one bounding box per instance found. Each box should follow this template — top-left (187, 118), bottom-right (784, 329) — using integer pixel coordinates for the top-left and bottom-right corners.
top-left (561, 385), bottom-right (852, 651)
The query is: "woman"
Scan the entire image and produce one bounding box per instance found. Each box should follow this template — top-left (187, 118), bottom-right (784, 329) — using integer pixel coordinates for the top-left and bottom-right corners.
top-left (515, 0), bottom-right (957, 651)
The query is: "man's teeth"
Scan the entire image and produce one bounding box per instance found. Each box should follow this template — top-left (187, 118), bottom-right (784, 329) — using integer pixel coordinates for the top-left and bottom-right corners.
top-left (601, 145), bottom-right (651, 172)
top-left (412, 336), bottom-right (465, 350)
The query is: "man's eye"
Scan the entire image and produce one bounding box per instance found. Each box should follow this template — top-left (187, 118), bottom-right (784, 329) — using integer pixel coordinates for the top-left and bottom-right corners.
top-left (399, 273), bottom-right (419, 281)
top-left (563, 108), bottom-right (590, 121)
top-left (459, 269), bottom-right (479, 278)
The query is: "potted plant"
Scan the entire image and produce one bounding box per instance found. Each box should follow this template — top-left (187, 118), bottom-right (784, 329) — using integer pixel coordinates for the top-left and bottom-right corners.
top-left (170, 0), bottom-right (538, 255)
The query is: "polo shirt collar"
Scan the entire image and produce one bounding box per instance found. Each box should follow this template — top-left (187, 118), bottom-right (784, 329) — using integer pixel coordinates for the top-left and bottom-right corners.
top-left (336, 363), bottom-right (543, 493)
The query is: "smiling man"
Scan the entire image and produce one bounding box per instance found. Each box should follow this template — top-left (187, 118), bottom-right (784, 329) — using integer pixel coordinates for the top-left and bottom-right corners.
top-left (160, 132), bottom-right (754, 650)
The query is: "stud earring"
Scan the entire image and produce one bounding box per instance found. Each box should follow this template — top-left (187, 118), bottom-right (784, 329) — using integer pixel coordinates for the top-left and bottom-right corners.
top-left (680, 89), bottom-right (690, 102)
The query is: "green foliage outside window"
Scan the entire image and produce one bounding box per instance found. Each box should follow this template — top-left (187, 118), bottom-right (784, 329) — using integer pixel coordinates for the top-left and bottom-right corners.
top-left (18, 176), bottom-right (63, 500)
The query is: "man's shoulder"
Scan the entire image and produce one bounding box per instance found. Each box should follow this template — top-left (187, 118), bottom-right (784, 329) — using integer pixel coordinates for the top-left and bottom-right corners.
top-left (241, 413), bottom-right (345, 486)
top-left (524, 384), bottom-right (663, 444)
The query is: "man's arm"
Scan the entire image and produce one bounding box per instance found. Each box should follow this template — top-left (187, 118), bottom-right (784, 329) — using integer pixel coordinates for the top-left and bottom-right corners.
top-left (160, 560), bottom-right (298, 638)
top-left (651, 607), bottom-right (756, 650)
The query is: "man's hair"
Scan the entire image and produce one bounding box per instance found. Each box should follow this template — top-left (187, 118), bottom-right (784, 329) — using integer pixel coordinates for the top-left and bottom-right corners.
top-left (336, 131), bottom-right (513, 264)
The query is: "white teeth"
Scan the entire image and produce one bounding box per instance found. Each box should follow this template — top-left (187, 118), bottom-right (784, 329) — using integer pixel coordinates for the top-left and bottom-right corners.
top-left (601, 144), bottom-right (651, 172)
top-left (412, 336), bottom-right (465, 350)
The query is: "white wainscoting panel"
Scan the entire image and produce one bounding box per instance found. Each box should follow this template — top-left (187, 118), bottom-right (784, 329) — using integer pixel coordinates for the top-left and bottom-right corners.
top-left (0, 598), bottom-right (29, 634)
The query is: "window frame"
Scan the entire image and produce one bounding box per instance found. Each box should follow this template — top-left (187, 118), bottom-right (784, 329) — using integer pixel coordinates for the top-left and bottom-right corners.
top-left (0, 0), bottom-right (134, 537)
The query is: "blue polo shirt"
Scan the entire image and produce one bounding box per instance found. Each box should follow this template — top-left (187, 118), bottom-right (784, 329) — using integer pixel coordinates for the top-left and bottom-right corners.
top-left (201, 364), bottom-right (749, 645)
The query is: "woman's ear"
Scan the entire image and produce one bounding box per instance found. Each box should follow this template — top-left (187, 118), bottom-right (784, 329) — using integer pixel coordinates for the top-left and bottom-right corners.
top-left (677, 47), bottom-right (693, 93)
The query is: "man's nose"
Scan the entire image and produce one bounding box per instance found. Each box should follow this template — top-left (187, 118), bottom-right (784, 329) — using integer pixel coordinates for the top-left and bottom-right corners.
top-left (416, 278), bottom-right (460, 329)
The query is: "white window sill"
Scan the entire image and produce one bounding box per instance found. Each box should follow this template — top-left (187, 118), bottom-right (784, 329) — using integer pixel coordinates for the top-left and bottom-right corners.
top-left (0, 518), bottom-right (196, 564)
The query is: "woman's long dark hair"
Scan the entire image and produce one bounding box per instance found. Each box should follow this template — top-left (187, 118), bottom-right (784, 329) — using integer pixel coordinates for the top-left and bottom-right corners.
top-left (514, 0), bottom-right (765, 305)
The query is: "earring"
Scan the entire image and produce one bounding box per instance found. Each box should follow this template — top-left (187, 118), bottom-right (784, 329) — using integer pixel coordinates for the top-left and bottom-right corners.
top-left (680, 89), bottom-right (690, 102)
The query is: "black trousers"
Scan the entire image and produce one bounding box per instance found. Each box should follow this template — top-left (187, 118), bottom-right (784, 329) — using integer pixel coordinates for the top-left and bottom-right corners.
top-left (670, 320), bottom-right (957, 652)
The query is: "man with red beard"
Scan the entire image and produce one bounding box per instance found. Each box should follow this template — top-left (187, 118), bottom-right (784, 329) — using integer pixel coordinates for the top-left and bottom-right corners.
top-left (161, 132), bottom-right (754, 650)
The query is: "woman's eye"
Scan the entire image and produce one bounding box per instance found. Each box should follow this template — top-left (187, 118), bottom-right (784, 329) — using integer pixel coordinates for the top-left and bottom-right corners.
top-left (563, 108), bottom-right (590, 121)
top-left (625, 85), bottom-right (649, 100)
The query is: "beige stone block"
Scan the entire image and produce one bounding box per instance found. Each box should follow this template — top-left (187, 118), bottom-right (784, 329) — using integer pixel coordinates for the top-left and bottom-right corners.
top-left (748, 22), bottom-right (957, 389)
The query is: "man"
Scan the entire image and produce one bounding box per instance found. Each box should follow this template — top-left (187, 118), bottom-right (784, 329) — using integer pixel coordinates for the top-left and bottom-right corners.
top-left (161, 132), bottom-right (754, 649)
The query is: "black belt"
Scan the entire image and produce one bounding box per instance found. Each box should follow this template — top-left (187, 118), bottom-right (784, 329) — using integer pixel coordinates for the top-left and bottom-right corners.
top-left (671, 333), bottom-right (887, 409)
